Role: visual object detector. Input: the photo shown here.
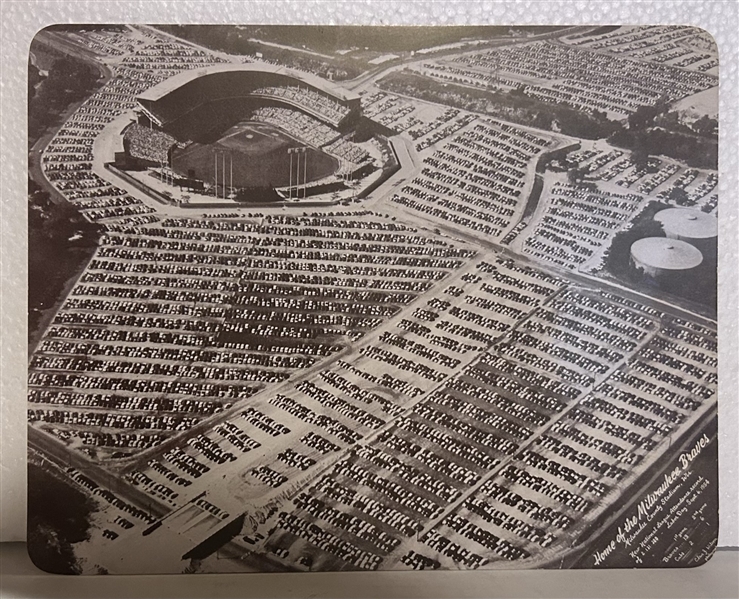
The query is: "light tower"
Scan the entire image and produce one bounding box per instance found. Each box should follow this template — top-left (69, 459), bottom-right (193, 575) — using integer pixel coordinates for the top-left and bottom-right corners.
top-left (288, 147), bottom-right (308, 200)
top-left (300, 147), bottom-right (308, 199)
top-left (213, 152), bottom-right (233, 199)
top-left (221, 151), bottom-right (226, 199)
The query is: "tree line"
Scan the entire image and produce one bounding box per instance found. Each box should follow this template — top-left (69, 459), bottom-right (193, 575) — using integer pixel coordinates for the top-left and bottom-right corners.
top-left (28, 53), bottom-right (102, 145)
top-left (377, 71), bottom-right (717, 169)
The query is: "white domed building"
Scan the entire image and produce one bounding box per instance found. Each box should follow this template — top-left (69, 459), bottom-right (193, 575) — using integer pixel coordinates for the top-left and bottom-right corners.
top-left (630, 237), bottom-right (703, 287)
top-left (654, 208), bottom-right (717, 260)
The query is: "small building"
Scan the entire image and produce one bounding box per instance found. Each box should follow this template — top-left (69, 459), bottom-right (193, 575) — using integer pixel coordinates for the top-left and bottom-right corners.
top-left (630, 236), bottom-right (703, 287)
top-left (654, 208), bottom-right (717, 260)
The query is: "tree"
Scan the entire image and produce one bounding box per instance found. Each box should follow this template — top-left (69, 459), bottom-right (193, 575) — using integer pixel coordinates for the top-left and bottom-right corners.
top-left (609, 127), bottom-right (717, 170)
top-left (628, 101), bottom-right (667, 131)
top-left (509, 85), bottom-right (527, 98)
top-left (631, 144), bottom-right (650, 170)
top-left (692, 115), bottom-right (718, 137)
top-left (668, 187), bottom-right (689, 205)
top-left (567, 167), bottom-right (586, 185)
top-left (27, 464), bottom-right (94, 574)
top-left (532, 110), bottom-right (553, 130)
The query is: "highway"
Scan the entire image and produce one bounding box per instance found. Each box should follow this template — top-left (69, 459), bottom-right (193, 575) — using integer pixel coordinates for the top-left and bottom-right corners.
top-left (343, 26), bottom-right (593, 93)
top-left (28, 426), bottom-right (170, 522)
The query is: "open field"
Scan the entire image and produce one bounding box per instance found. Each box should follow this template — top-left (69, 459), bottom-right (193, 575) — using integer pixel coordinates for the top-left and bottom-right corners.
top-left (171, 121), bottom-right (339, 188)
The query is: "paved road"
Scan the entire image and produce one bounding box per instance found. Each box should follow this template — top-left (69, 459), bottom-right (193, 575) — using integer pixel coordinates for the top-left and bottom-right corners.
top-left (385, 201), bottom-right (717, 326)
top-left (344, 26), bottom-right (593, 92)
top-left (28, 426), bottom-right (171, 522)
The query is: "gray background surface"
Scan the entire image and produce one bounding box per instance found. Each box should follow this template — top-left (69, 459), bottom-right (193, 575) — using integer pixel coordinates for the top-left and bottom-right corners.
top-left (1, 0), bottom-right (737, 554)
top-left (0, 543), bottom-right (737, 598)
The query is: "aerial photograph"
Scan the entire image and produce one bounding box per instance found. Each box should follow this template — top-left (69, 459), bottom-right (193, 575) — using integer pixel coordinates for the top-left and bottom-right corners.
top-left (27, 24), bottom-right (719, 574)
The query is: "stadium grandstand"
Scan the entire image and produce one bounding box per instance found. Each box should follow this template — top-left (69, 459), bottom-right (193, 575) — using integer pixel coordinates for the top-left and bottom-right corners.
top-left (135, 63), bottom-right (362, 132)
top-left (121, 123), bottom-right (180, 166)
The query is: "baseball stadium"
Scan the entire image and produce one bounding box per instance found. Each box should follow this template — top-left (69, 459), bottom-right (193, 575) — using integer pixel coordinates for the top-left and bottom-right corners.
top-left (122, 64), bottom-right (366, 197)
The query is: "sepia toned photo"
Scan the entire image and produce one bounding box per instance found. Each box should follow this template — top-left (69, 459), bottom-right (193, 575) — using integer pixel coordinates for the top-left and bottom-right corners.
top-left (27, 24), bottom-right (719, 574)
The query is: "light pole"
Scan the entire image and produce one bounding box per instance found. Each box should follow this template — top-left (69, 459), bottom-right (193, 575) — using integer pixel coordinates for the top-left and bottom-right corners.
top-left (296, 147), bottom-right (308, 199)
top-left (301, 147), bottom-right (307, 199)
top-left (299, 148), bottom-right (303, 199)
top-left (287, 147), bottom-right (310, 200)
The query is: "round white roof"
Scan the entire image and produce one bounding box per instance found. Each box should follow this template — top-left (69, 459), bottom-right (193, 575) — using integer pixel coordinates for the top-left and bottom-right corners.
top-left (631, 237), bottom-right (703, 270)
top-left (655, 208), bottom-right (717, 240)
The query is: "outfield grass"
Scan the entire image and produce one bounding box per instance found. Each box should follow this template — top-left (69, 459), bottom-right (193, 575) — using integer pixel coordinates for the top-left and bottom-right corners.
top-left (171, 121), bottom-right (338, 188)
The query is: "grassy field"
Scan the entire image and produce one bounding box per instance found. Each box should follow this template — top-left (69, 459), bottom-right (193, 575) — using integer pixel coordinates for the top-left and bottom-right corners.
top-left (171, 121), bottom-right (338, 188)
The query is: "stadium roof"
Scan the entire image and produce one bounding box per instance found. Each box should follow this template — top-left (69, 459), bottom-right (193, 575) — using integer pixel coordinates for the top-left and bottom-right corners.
top-left (631, 237), bottom-right (703, 271)
top-left (654, 208), bottom-right (718, 240)
top-left (137, 62), bottom-right (361, 104)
